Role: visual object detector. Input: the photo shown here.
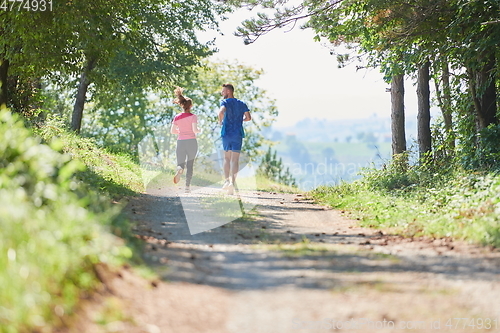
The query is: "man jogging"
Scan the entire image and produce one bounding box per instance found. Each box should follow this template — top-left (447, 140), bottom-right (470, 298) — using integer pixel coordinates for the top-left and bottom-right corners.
top-left (218, 83), bottom-right (251, 195)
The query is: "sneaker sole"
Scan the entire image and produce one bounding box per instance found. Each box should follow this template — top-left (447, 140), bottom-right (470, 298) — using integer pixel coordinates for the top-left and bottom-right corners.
top-left (173, 170), bottom-right (183, 184)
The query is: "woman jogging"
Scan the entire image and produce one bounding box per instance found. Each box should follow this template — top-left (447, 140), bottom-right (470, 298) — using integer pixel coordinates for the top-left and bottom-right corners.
top-left (170, 87), bottom-right (200, 193)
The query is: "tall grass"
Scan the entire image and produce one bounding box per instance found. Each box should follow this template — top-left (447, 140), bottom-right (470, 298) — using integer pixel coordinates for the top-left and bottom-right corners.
top-left (37, 118), bottom-right (144, 199)
top-left (311, 156), bottom-right (500, 247)
top-left (0, 110), bottom-right (141, 332)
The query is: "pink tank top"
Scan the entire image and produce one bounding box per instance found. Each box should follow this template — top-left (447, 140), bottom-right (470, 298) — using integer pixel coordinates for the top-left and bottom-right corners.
top-left (173, 113), bottom-right (197, 140)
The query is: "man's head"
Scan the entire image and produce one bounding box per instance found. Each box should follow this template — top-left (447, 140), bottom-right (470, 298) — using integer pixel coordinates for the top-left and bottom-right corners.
top-left (221, 83), bottom-right (235, 99)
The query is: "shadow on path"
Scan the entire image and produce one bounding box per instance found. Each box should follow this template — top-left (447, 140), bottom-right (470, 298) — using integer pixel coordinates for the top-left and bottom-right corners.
top-left (125, 188), bottom-right (500, 293)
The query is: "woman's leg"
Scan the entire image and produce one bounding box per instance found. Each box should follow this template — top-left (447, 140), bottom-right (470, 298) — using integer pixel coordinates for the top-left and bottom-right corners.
top-left (185, 139), bottom-right (198, 187)
top-left (174, 141), bottom-right (188, 184)
top-left (176, 141), bottom-right (187, 170)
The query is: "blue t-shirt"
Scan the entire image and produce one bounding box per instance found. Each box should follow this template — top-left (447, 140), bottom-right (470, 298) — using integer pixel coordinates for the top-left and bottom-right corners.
top-left (220, 98), bottom-right (249, 138)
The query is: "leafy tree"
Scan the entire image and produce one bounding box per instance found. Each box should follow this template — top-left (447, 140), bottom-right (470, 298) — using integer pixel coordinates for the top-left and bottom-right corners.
top-left (0, 9), bottom-right (56, 113)
top-left (84, 87), bottom-right (167, 155)
top-left (258, 146), bottom-right (296, 186)
top-left (231, 0), bottom-right (500, 168)
top-left (65, 0), bottom-right (227, 133)
top-left (78, 59), bottom-right (278, 161)
top-left (0, 0), bottom-right (228, 132)
top-left (179, 60), bottom-right (279, 160)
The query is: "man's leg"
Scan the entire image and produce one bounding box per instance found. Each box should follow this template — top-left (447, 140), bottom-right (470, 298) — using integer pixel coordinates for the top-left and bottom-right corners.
top-left (223, 150), bottom-right (232, 181)
top-left (221, 136), bottom-right (242, 194)
top-left (230, 151), bottom-right (240, 184)
top-left (222, 150), bottom-right (233, 191)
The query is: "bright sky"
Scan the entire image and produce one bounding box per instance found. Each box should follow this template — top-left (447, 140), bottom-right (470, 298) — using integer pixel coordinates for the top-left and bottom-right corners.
top-left (201, 9), bottom-right (421, 128)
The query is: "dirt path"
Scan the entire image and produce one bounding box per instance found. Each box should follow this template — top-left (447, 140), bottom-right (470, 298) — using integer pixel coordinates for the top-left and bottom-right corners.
top-left (88, 185), bottom-right (500, 333)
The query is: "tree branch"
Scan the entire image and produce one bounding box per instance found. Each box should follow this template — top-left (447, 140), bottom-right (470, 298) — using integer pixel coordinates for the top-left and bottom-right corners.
top-left (481, 19), bottom-right (500, 25)
top-left (235, 0), bottom-right (343, 44)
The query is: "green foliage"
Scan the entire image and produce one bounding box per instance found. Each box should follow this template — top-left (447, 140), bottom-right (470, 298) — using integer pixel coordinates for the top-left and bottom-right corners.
top-left (80, 59), bottom-right (278, 164)
top-left (361, 151), bottom-right (453, 192)
top-left (1, 0), bottom-right (229, 122)
top-left (312, 160), bottom-right (500, 247)
top-left (361, 153), bottom-right (413, 191)
top-left (235, 0), bottom-right (500, 171)
top-left (255, 174), bottom-right (301, 194)
top-left (0, 109), bottom-right (133, 332)
top-left (37, 115), bottom-right (144, 199)
top-left (477, 125), bottom-right (500, 168)
top-left (462, 124), bottom-right (500, 170)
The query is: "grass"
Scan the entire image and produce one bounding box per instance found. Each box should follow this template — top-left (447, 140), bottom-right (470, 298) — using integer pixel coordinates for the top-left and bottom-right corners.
top-left (311, 165), bottom-right (500, 247)
top-left (255, 174), bottom-right (301, 193)
top-left (199, 194), bottom-right (248, 220)
top-left (38, 122), bottom-right (144, 199)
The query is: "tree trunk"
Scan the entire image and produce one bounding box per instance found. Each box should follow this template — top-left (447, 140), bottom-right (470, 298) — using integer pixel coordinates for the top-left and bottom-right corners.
top-left (441, 62), bottom-right (455, 149)
top-left (477, 55), bottom-right (498, 128)
top-left (434, 60), bottom-right (455, 154)
top-left (391, 74), bottom-right (406, 156)
top-left (468, 54), bottom-right (498, 131)
top-left (33, 79), bottom-right (45, 126)
top-left (417, 61), bottom-right (431, 159)
top-left (467, 67), bottom-right (483, 135)
top-left (0, 59), bottom-right (9, 108)
top-left (71, 58), bottom-right (97, 133)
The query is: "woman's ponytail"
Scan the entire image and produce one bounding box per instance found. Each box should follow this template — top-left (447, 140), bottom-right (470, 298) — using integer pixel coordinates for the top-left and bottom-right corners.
top-left (173, 87), bottom-right (193, 111)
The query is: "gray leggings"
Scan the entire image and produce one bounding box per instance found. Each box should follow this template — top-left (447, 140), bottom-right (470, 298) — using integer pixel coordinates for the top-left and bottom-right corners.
top-left (176, 139), bottom-right (198, 186)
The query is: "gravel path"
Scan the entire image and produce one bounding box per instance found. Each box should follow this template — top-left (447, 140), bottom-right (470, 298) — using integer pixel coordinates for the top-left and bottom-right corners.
top-left (93, 184), bottom-right (500, 333)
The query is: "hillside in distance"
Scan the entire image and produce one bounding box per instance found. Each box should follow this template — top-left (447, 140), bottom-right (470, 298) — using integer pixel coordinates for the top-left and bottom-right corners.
top-left (265, 115), bottom-right (419, 190)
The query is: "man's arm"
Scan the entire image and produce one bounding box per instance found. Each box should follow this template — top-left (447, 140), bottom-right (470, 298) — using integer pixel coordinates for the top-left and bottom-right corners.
top-left (218, 106), bottom-right (226, 125)
top-left (243, 111), bottom-right (251, 122)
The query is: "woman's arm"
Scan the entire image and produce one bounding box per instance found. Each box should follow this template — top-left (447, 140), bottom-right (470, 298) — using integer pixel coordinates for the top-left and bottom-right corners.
top-left (192, 122), bottom-right (201, 134)
top-left (170, 122), bottom-right (179, 134)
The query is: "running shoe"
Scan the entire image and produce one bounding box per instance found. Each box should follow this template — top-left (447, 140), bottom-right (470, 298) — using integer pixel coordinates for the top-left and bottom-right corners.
top-left (222, 179), bottom-right (231, 190)
top-left (226, 182), bottom-right (234, 195)
top-left (173, 166), bottom-right (183, 184)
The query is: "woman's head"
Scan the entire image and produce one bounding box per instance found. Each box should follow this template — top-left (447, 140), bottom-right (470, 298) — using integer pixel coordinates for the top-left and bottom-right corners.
top-left (173, 87), bottom-right (193, 112)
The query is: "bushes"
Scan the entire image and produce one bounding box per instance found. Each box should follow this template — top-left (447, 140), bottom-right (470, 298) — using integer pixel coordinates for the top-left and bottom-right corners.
top-left (311, 154), bottom-right (500, 247)
top-left (361, 152), bottom-right (453, 192)
top-left (0, 110), bottom-right (132, 332)
top-left (470, 124), bottom-right (500, 169)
